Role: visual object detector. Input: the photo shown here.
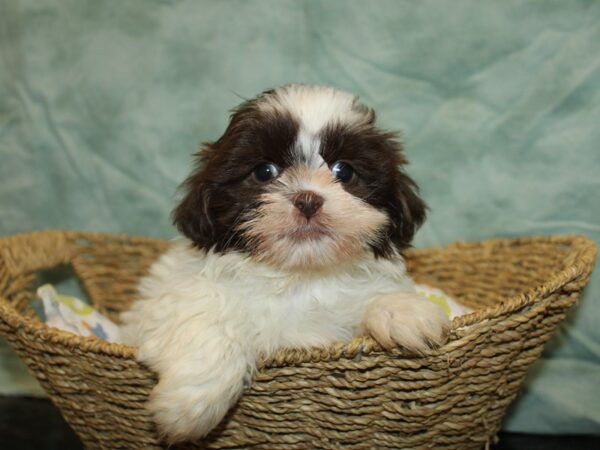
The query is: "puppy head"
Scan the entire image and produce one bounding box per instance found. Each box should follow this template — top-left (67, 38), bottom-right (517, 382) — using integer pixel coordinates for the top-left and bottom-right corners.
top-left (173, 84), bottom-right (426, 271)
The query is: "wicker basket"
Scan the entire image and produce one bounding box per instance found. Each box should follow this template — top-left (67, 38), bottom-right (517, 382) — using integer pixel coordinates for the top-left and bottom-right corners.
top-left (0, 231), bottom-right (596, 450)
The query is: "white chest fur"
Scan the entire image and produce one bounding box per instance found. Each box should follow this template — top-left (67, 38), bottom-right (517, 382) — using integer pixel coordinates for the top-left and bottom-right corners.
top-left (119, 240), bottom-right (418, 442)
top-left (122, 240), bottom-right (415, 357)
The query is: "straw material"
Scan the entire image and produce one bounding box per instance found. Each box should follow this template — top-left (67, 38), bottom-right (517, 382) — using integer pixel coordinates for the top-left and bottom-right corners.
top-left (0, 230), bottom-right (596, 449)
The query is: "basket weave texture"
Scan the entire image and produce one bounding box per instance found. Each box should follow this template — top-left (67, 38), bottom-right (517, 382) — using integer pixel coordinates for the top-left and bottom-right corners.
top-left (0, 230), bottom-right (596, 450)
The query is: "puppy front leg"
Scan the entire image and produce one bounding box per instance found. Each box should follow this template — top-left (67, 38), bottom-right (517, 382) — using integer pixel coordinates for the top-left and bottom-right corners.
top-left (146, 333), bottom-right (252, 443)
top-left (362, 293), bottom-right (450, 353)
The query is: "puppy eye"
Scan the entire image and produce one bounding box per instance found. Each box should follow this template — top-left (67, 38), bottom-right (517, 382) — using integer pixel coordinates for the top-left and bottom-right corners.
top-left (253, 162), bottom-right (280, 182)
top-left (331, 161), bottom-right (354, 183)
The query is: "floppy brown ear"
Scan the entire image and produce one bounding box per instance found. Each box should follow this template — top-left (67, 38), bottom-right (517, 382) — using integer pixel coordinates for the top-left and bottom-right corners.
top-left (369, 133), bottom-right (427, 253)
top-left (172, 150), bottom-right (216, 249)
top-left (387, 171), bottom-right (427, 252)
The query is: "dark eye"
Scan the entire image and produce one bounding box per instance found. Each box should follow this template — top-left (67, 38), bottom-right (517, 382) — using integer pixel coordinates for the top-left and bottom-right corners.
top-left (331, 161), bottom-right (354, 183)
top-left (253, 162), bottom-right (280, 182)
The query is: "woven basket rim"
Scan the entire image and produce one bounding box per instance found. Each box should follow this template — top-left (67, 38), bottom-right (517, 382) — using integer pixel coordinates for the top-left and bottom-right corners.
top-left (0, 230), bottom-right (596, 369)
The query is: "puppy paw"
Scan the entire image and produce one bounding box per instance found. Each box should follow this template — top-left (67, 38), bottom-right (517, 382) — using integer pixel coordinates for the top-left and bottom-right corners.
top-left (147, 357), bottom-right (249, 443)
top-left (362, 293), bottom-right (450, 353)
top-left (149, 379), bottom-right (228, 443)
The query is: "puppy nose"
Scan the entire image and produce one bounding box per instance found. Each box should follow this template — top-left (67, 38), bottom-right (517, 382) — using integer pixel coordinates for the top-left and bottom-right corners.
top-left (293, 191), bottom-right (324, 219)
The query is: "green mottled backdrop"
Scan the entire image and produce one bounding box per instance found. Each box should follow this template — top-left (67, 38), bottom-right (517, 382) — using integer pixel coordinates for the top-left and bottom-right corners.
top-left (1, 0), bottom-right (599, 434)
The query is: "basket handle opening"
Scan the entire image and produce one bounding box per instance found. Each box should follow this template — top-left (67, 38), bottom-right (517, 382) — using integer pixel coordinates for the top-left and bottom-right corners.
top-left (0, 231), bottom-right (89, 324)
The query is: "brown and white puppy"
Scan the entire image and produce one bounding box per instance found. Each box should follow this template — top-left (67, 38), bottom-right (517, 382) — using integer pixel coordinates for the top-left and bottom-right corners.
top-left (121, 84), bottom-right (454, 442)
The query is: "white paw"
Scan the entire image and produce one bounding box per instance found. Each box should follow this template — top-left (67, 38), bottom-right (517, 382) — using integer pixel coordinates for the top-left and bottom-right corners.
top-left (148, 379), bottom-right (230, 443)
top-left (147, 358), bottom-right (248, 443)
top-left (362, 293), bottom-right (450, 353)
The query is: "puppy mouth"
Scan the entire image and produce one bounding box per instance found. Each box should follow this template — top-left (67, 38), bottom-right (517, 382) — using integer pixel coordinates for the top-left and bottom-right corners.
top-left (284, 223), bottom-right (332, 242)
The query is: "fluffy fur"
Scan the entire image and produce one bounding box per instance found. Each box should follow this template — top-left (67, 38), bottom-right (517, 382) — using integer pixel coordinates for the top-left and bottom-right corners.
top-left (120, 84), bottom-right (451, 442)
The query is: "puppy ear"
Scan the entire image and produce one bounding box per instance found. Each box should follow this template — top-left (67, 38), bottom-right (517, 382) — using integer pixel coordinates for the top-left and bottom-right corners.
top-left (172, 149), bottom-right (215, 248)
top-left (377, 134), bottom-right (427, 252)
top-left (388, 172), bottom-right (427, 251)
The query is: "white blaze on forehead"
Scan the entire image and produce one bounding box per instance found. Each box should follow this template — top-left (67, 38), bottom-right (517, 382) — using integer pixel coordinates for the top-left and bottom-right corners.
top-left (295, 129), bottom-right (325, 168)
top-left (259, 84), bottom-right (370, 133)
top-left (257, 84), bottom-right (373, 166)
